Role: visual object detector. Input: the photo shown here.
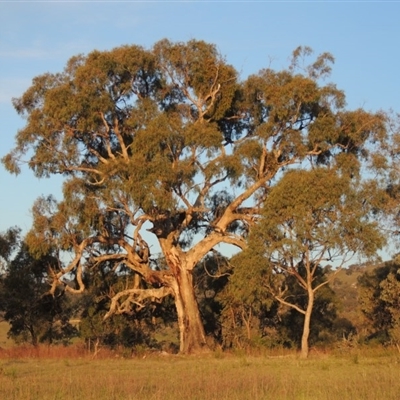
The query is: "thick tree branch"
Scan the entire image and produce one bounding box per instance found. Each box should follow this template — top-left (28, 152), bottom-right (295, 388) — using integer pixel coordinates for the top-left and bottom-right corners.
top-left (187, 232), bottom-right (246, 270)
top-left (104, 286), bottom-right (173, 320)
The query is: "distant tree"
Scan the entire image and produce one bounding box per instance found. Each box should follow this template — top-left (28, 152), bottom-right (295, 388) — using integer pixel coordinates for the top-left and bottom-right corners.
top-left (78, 261), bottom-right (175, 353)
top-left (0, 241), bottom-right (76, 346)
top-left (358, 259), bottom-right (400, 348)
top-left (0, 227), bottom-right (21, 325)
top-left (0, 226), bottom-right (20, 273)
top-left (3, 40), bottom-right (389, 353)
top-left (330, 265), bottom-right (370, 341)
top-left (234, 168), bottom-right (384, 358)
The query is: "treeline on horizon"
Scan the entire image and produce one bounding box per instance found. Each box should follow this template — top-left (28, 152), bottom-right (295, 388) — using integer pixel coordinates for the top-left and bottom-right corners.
top-left (1, 39), bottom-right (400, 358)
top-left (1, 237), bottom-right (399, 356)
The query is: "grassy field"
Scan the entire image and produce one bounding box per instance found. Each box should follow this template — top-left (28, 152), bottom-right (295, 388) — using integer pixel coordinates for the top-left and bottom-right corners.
top-left (1, 347), bottom-right (400, 400)
top-left (0, 321), bottom-right (13, 349)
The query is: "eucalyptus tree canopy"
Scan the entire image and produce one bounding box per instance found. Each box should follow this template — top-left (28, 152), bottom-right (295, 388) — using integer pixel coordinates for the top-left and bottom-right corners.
top-left (3, 40), bottom-right (388, 353)
top-left (232, 167), bottom-right (385, 358)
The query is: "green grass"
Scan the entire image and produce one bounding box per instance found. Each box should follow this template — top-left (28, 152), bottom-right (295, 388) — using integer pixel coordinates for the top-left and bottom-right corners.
top-left (1, 348), bottom-right (400, 399)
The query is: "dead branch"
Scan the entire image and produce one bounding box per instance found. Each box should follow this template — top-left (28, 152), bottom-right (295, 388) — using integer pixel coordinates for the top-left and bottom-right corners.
top-left (103, 286), bottom-right (173, 320)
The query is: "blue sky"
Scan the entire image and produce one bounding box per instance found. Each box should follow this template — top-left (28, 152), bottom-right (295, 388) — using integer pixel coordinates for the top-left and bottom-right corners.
top-left (1, 1), bottom-right (399, 254)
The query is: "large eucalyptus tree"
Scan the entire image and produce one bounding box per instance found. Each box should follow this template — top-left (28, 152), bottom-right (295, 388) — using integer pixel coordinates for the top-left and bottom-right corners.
top-left (3, 40), bottom-right (387, 353)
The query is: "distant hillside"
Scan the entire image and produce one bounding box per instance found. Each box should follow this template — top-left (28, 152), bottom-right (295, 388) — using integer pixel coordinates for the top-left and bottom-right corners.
top-left (330, 262), bottom-right (381, 336)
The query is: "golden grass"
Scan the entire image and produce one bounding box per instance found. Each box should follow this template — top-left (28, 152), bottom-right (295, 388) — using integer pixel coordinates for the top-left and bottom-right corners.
top-left (1, 347), bottom-right (400, 399)
top-left (0, 321), bottom-right (13, 349)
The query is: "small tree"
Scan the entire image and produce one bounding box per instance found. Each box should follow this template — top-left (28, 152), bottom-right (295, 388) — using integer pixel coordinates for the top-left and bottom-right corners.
top-left (238, 168), bottom-right (384, 358)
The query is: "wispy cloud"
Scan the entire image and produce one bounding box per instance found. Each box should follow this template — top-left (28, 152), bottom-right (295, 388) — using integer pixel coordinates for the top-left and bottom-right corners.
top-left (0, 47), bottom-right (52, 60)
top-left (0, 78), bottom-right (32, 104)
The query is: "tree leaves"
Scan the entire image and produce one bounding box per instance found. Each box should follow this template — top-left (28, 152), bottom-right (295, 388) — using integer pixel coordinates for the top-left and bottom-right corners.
top-left (3, 40), bottom-right (394, 353)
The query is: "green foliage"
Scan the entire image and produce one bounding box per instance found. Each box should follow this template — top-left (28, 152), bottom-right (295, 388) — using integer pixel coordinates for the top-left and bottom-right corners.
top-left (226, 167), bottom-right (384, 356)
top-left (255, 168), bottom-right (385, 271)
top-left (0, 227), bottom-right (21, 262)
top-left (0, 239), bottom-right (77, 346)
top-left (78, 265), bottom-right (176, 351)
top-left (79, 305), bottom-right (154, 351)
top-left (3, 40), bottom-right (386, 248)
top-left (216, 249), bottom-right (283, 349)
top-left (219, 249), bottom-right (342, 350)
top-left (358, 259), bottom-right (400, 345)
top-left (192, 252), bottom-right (232, 344)
top-left (2, 39), bottom-right (392, 353)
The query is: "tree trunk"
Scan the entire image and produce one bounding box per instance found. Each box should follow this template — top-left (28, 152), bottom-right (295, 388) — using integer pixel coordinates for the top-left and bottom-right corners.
top-left (300, 290), bottom-right (314, 359)
top-left (29, 324), bottom-right (38, 347)
top-left (171, 267), bottom-right (209, 354)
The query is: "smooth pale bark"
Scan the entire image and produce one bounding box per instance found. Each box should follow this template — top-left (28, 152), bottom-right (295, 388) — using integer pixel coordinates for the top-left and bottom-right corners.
top-left (170, 268), bottom-right (209, 354)
top-left (300, 289), bottom-right (314, 359)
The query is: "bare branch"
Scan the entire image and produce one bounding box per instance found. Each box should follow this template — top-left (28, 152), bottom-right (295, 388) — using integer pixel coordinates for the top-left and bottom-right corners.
top-left (274, 295), bottom-right (306, 315)
top-left (113, 116), bottom-right (129, 161)
top-left (104, 286), bottom-right (173, 320)
top-left (98, 112), bottom-right (115, 160)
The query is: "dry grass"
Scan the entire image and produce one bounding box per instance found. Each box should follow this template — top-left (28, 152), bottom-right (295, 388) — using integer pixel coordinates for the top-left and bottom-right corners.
top-left (0, 321), bottom-right (13, 349)
top-left (0, 345), bottom-right (400, 399)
